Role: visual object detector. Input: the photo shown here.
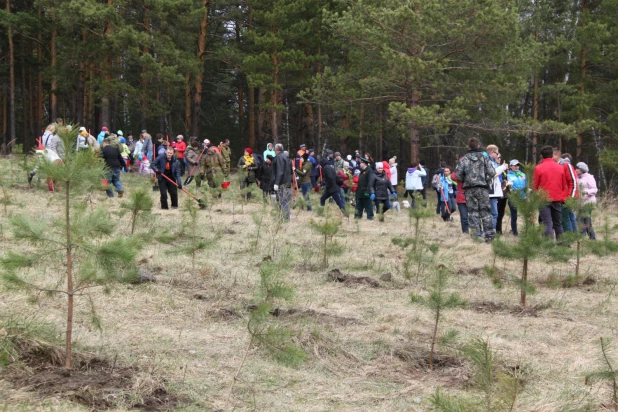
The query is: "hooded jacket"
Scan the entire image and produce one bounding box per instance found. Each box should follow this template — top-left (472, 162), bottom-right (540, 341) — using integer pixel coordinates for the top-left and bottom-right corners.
top-left (142, 134), bottom-right (153, 153)
top-left (578, 173), bottom-right (597, 204)
top-left (560, 159), bottom-right (579, 199)
top-left (185, 146), bottom-right (201, 176)
top-left (334, 157), bottom-right (345, 172)
top-left (390, 163), bottom-right (398, 187)
top-left (202, 150), bottom-right (225, 178)
top-left (405, 167), bottom-right (426, 191)
top-left (295, 160), bottom-right (312, 185)
top-left (260, 161), bottom-right (274, 191)
top-left (506, 170), bottom-right (527, 192)
top-left (450, 172), bottom-right (466, 204)
top-left (373, 170), bottom-right (394, 200)
top-left (263, 143), bottom-right (276, 160)
top-left (97, 130), bottom-right (108, 145)
top-left (43, 130), bottom-right (65, 158)
top-left (238, 154), bottom-right (259, 183)
top-left (489, 160), bottom-right (508, 198)
top-left (321, 159), bottom-right (342, 194)
top-left (152, 153), bottom-right (182, 186)
top-left (454, 149), bottom-right (495, 189)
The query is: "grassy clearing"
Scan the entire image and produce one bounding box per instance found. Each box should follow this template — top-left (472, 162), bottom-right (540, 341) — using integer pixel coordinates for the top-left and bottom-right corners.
top-left (0, 156), bottom-right (617, 411)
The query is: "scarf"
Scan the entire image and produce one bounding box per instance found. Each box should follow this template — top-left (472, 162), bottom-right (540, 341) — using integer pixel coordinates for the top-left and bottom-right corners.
top-left (244, 155), bottom-right (254, 166)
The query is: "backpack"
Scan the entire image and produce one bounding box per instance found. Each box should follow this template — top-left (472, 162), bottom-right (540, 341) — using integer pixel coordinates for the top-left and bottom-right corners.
top-left (431, 173), bottom-right (441, 190)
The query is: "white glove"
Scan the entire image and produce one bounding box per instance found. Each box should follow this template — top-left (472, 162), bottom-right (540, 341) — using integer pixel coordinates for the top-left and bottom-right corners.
top-left (274, 184), bottom-right (279, 191)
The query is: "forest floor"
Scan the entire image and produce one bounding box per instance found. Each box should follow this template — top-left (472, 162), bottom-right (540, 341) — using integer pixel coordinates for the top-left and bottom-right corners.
top-left (0, 157), bottom-right (617, 411)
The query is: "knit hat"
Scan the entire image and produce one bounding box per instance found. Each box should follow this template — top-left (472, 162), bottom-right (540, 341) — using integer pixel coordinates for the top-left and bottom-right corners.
top-left (245, 148), bottom-right (253, 155)
top-left (300, 143), bottom-right (306, 148)
top-left (78, 127), bottom-right (87, 132)
top-left (343, 161), bottom-right (349, 168)
top-left (327, 149), bottom-right (333, 155)
top-left (334, 152), bottom-right (341, 157)
top-left (509, 159), bottom-right (520, 166)
top-left (119, 137), bottom-right (126, 143)
top-left (376, 162), bottom-right (383, 170)
top-left (266, 154), bottom-right (275, 161)
top-left (347, 155), bottom-right (352, 161)
top-left (176, 135), bottom-right (183, 140)
top-left (354, 169), bottom-right (361, 176)
top-left (308, 148), bottom-right (315, 154)
top-left (576, 162), bottom-right (589, 173)
top-left (141, 129), bottom-right (147, 133)
top-left (117, 130), bottom-right (123, 136)
top-left (102, 127), bottom-right (108, 132)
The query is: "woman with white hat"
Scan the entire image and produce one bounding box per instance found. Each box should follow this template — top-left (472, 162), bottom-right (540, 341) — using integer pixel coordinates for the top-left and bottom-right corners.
top-left (575, 162), bottom-right (597, 240)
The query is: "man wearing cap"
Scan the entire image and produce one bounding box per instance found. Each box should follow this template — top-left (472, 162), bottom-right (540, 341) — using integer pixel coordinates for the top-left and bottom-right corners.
top-left (175, 135), bottom-right (187, 176)
top-left (295, 144), bottom-right (308, 169)
top-left (333, 152), bottom-right (344, 172)
top-left (454, 137), bottom-right (497, 242)
top-left (326, 150), bottom-right (335, 167)
top-left (308, 149), bottom-right (319, 187)
top-left (354, 157), bottom-right (376, 220)
top-left (141, 130), bottom-right (153, 161)
top-left (273, 143), bottom-right (293, 220)
top-left (533, 145), bottom-right (567, 239)
top-left (506, 159), bottom-right (527, 236)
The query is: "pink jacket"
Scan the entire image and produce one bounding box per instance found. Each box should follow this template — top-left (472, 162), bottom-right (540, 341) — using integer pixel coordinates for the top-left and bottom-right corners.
top-left (578, 173), bottom-right (597, 204)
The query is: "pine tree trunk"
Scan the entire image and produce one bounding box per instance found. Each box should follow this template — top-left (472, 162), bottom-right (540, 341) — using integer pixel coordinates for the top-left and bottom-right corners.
top-left (359, 104), bottom-right (364, 152)
top-left (184, 73), bottom-right (191, 134)
top-left (577, 0), bottom-right (587, 159)
top-left (248, 87), bottom-right (256, 148)
top-left (141, 5), bottom-right (151, 130)
top-left (521, 258), bottom-right (528, 306)
top-left (100, 0), bottom-right (114, 129)
top-left (257, 88), bottom-right (266, 144)
top-left (409, 90), bottom-right (420, 165)
top-left (6, 0), bottom-right (16, 151)
top-left (21, 42), bottom-right (29, 152)
top-left (270, 53), bottom-right (280, 142)
top-left (36, 8), bottom-right (43, 135)
top-left (65, 182), bottom-right (74, 368)
top-left (379, 105), bottom-right (383, 159)
top-left (532, 76), bottom-right (539, 164)
top-left (192, 0), bottom-right (209, 137)
top-left (238, 80), bottom-right (245, 143)
top-left (317, 104), bottom-right (322, 155)
top-left (50, 23), bottom-right (58, 122)
top-left (429, 307), bottom-right (440, 370)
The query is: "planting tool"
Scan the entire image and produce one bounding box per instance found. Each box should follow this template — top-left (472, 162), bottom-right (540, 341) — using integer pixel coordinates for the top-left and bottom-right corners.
top-left (160, 173), bottom-right (206, 209)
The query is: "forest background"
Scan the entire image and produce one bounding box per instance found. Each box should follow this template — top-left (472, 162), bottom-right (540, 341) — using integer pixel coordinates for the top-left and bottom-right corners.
top-left (1, 0), bottom-right (617, 185)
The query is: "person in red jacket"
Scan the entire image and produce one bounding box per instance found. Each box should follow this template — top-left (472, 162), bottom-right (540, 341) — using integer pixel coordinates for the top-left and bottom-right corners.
top-left (175, 135), bottom-right (187, 176)
top-left (534, 146), bottom-right (567, 239)
top-left (450, 166), bottom-right (468, 234)
top-left (553, 149), bottom-right (579, 232)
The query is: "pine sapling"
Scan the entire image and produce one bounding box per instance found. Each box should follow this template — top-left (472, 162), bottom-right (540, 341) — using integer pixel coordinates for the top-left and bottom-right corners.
top-left (432, 338), bottom-right (522, 412)
top-left (409, 265), bottom-right (466, 369)
top-left (586, 337), bottom-right (618, 410)
top-left (119, 188), bottom-right (153, 235)
top-left (1, 127), bottom-right (142, 368)
top-left (406, 193), bottom-right (433, 250)
top-left (310, 206), bottom-right (344, 268)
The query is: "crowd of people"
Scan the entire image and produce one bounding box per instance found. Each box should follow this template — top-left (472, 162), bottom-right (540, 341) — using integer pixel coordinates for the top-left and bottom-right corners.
top-left (30, 121), bottom-right (599, 237)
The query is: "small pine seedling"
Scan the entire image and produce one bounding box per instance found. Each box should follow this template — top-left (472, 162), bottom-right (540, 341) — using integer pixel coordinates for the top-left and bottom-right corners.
top-left (409, 265), bottom-right (466, 369)
top-left (119, 188), bottom-right (153, 235)
top-left (310, 206), bottom-right (344, 268)
top-left (406, 193), bottom-right (433, 248)
top-left (432, 338), bottom-right (522, 411)
top-left (585, 337), bottom-right (618, 410)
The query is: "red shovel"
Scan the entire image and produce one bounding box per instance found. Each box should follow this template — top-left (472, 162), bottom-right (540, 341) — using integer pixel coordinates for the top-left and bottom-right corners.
top-left (159, 173), bottom-right (206, 209)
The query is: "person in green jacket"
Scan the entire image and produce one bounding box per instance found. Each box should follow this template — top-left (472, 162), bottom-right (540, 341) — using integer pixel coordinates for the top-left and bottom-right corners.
top-left (220, 139), bottom-right (231, 179)
top-left (294, 152), bottom-right (313, 211)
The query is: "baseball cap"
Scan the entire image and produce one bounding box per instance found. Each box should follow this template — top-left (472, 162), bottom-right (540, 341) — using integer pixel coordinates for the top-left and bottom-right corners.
top-left (509, 159), bottom-right (520, 166)
top-left (78, 127), bottom-right (87, 132)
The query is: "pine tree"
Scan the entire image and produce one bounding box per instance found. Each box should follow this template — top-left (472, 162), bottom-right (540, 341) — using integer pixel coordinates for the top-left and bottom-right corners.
top-left (409, 265), bottom-right (466, 369)
top-left (432, 338), bottom-right (522, 412)
top-left (309, 206), bottom-right (344, 268)
top-left (0, 126), bottom-right (142, 368)
top-left (586, 337), bottom-right (618, 410)
top-left (119, 188), bottom-right (153, 235)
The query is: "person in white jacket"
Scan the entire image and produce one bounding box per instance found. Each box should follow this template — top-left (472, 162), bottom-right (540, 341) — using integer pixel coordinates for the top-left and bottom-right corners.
top-left (485, 145), bottom-right (508, 229)
top-left (404, 163), bottom-right (427, 208)
top-left (389, 157), bottom-right (398, 188)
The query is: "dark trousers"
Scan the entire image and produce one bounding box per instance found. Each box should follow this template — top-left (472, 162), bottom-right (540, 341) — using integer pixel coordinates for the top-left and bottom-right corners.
top-left (321, 190), bottom-right (345, 210)
top-left (420, 188), bottom-right (427, 200)
top-left (539, 201), bottom-right (563, 238)
top-left (159, 177), bottom-right (178, 209)
top-left (496, 197), bottom-right (508, 234)
top-left (457, 203), bottom-right (469, 233)
top-left (301, 183), bottom-right (312, 211)
top-left (435, 190), bottom-right (442, 215)
top-left (355, 197), bottom-right (374, 219)
top-left (508, 200), bottom-right (518, 236)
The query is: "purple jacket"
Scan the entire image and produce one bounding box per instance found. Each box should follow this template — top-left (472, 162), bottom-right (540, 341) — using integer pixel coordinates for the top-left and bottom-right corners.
top-left (578, 173), bottom-right (597, 204)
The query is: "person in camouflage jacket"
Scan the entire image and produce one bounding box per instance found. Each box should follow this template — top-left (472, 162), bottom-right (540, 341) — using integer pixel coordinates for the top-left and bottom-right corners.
top-left (454, 137), bottom-right (497, 242)
top-left (201, 145), bottom-right (225, 188)
top-left (220, 139), bottom-right (231, 179)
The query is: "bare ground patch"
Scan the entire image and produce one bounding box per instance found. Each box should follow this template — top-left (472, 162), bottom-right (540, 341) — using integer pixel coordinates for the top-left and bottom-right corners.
top-left (469, 300), bottom-right (551, 317)
top-left (327, 268), bottom-right (381, 288)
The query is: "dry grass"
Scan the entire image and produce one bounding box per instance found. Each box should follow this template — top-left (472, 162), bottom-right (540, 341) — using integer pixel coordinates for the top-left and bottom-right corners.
top-left (0, 157), bottom-right (618, 411)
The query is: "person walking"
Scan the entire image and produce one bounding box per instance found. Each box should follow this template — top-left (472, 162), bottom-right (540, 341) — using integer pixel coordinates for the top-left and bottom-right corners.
top-left (505, 159), bottom-right (526, 236)
top-left (533, 146), bottom-right (567, 239)
top-left (319, 157), bottom-right (345, 211)
top-left (354, 157), bottom-right (376, 220)
top-left (373, 162), bottom-right (396, 221)
top-left (294, 153), bottom-right (313, 211)
top-left (403, 163), bottom-right (426, 208)
top-left (100, 138), bottom-right (125, 198)
top-left (272, 144), bottom-right (293, 220)
top-left (141, 130), bottom-right (153, 161)
top-left (454, 138), bottom-right (497, 242)
top-left (575, 162), bottom-right (597, 240)
top-left (185, 140), bottom-right (202, 188)
top-left (202, 145), bottom-right (225, 189)
top-left (152, 146), bottom-right (182, 209)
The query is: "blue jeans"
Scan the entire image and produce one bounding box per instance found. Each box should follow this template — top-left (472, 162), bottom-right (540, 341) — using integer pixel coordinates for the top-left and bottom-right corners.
top-left (320, 190), bottom-right (345, 210)
top-left (146, 150), bottom-right (153, 162)
top-left (301, 183), bottom-right (312, 211)
top-left (457, 203), bottom-right (469, 233)
top-left (489, 197), bottom-right (499, 229)
top-left (278, 186), bottom-right (292, 220)
top-left (508, 200), bottom-right (519, 236)
top-left (105, 168), bottom-right (123, 197)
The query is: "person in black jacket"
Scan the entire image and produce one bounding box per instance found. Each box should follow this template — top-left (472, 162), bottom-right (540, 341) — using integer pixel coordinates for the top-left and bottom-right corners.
top-left (319, 158), bottom-right (345, 211)
top-left (373, 163), bottom-right (397, 221)
top-left (260, 155), bottom-right (275, 198)
top-left (152, 146), bottom-right (182, 209)
top-left (354, 157), bottom-right (376, 220)
top-left (272, 143), bottom-right (292, 220)
top-left (101, 138), bottom-right (125, 198)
